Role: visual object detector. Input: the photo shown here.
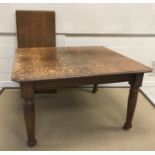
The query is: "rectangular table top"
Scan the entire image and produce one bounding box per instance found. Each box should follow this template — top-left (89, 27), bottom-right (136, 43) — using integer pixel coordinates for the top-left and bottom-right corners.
top-left (12, 46), bottom-right (152, 82)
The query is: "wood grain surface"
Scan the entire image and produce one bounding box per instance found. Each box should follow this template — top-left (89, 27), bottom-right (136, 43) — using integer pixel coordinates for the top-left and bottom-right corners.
top-left (12, 46), bottom-right (152, 82)
top-left (16, 10), bottom-right (56, 48)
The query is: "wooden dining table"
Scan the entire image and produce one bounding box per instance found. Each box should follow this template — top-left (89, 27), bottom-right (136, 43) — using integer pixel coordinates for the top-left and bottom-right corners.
top-left (12, 46), bottom-right (152, 146)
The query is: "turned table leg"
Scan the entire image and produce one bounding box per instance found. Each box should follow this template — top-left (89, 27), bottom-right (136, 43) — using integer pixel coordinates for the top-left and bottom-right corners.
top-left (92, 84), bottom-right (98, 93)
top-left (21, 82), bottom-right (36, 146)
top-left (123, 73), bottom-right (144, 129)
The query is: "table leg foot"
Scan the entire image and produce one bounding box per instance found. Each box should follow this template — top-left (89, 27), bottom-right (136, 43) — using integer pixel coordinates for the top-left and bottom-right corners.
top-left (92, 84), bottom-right (98, 93)
top-left (27, 139), bottom-right (37, 147)
top-left (123, 123), bottom-right (132, 129)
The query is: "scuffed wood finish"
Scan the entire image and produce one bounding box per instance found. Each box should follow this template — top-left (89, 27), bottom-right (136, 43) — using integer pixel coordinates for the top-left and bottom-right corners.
top-left (12, 46), bottom-right (152, 82)
top-left (21, 82), bottom-right (36, 147)
top-left (16, 10), bottom-right (55, 48)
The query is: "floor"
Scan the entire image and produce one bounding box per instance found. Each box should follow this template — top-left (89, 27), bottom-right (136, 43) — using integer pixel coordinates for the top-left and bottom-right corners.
top-left (0, 88), bottom-right (155, 150)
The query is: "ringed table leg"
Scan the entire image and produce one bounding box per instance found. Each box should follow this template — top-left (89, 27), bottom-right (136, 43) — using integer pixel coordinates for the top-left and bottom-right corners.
top-left (92, 84), bottom-right (98, 93)
top-left (123, 73), bottom-right (144, 129)
top-left (21, 82), bottom-right (37, 147)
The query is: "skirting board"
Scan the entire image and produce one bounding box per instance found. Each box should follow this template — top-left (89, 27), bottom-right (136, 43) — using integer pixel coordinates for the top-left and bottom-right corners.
top-left (0, 80), bottom-right (155, 88)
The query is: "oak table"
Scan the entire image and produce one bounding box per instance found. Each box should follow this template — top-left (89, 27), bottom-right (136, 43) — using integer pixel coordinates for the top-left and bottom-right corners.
top-left (12, 46), bottom-right (152, 147)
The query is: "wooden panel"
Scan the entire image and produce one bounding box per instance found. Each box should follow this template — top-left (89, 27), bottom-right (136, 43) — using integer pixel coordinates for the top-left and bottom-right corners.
top-left (12, 46), bottom-right (152, 82)
top-left (16, 10), bottom-right (55, 48)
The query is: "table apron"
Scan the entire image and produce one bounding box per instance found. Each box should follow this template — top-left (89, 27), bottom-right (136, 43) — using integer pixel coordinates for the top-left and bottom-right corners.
top-left (33, 73), bottom-right (134, 89)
